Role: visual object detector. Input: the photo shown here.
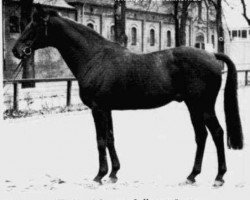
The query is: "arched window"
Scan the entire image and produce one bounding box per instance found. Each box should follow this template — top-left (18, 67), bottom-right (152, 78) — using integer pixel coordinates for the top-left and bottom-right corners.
top-left (150, 29), bottom-right (155, 46)
top-left (131, 27), bottom-right (137, 45)
top-left (110, 25), bottom-right (115, 41)
top-left (195, 33), bottom-right (205, 49)
top-left (167, 30), bottom-right (171, 47)
top-left (87, 23), bottom-right (94, 29)
top-left (9, 16), bottom-right (19, 33)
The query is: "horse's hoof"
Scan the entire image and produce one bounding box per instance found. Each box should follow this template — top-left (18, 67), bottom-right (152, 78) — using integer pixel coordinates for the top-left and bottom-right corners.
top-left (179, 179), bottom-right (196, 186)
top-left (108, 176), bottom-right (118, 184)
top-left (93, 176), bottom-right (102, 185)
top-left (213, 179), bottom-right (224, 188)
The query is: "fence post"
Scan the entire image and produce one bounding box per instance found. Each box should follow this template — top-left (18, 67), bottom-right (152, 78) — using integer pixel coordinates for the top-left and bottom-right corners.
top-left (66, 80), bottom-right (72, 106)
top-left (13, 82), bottom-right (19, 111)
top-left (245, 71), bottom-right (249, 86)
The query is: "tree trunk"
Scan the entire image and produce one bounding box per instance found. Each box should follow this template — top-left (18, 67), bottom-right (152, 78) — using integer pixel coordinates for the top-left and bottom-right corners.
top-left (179, 2), bottom-right (190, 46)
top-left (114, 0), bottom-right (127, 47)
top-left (174, 2), bottom-right (180, 47)
top-left (216, 0), bottom-right (224, 53)
top-left (20, 0), bottom-right (35, 88)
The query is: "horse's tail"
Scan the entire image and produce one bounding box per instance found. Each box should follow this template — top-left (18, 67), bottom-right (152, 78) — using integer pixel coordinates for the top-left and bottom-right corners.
top-left (214, 53), bottom-right (243, 150)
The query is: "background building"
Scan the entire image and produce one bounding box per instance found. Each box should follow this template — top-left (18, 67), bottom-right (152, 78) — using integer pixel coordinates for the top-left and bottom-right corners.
top-left (3, 0), bottom-right (218, 79)
top-left (223, 2), bottom-right (250, 71)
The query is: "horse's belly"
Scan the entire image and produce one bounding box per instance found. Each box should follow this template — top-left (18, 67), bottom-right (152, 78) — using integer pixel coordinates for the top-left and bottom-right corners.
top-left (107, 93), bottom-right (174, 110)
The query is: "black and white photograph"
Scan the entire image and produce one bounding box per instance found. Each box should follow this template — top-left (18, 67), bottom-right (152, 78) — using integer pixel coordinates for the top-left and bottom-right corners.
top-left (0, 0), bottom-right (250, 199)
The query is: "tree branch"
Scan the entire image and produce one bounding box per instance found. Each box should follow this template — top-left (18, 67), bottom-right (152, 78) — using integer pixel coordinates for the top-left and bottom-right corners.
top-left (207, 0), bottom-right (217, 9)
top-left (241, 0), bottom-right (250, 25)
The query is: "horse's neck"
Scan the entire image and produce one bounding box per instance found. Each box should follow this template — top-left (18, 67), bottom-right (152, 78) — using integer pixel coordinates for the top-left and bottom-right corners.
top-left (50, 17), bottom-right (106, 78)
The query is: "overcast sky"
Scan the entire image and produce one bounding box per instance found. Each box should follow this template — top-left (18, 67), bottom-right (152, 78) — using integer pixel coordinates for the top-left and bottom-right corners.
top-left (223, 0), bottom-right (250, 28)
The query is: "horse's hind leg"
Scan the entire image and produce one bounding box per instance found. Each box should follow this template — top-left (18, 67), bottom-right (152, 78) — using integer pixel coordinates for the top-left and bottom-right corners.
top-left (106, 111), bottom-right (120, 183)
top-left (185, 102), bottom-right (208, 184)
top-left (204, 108), bottom-right (227, 187)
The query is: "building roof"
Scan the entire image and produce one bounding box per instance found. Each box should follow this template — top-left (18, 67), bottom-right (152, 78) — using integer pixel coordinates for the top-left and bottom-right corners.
top-left (36, 0), bottom-right (75, 9)
top-left (66, 0), bottom-right (172, 15)
top-left (11, 0), bottom-right (75, 9)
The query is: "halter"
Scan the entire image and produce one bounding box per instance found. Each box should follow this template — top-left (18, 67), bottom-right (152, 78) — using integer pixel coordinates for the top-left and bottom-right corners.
top-left (22, 15), bottom-right (50, 56)
top-left (44, 15), bottom-right (49, 37)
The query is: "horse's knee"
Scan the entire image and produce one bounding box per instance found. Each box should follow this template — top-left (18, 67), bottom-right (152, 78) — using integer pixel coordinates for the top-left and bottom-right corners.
top-left (211, 128), bottom-right (224, 141)
top-left (204, 113), bottom-right (224, 137)
top-left (107, 131), bottom-right (114, 143)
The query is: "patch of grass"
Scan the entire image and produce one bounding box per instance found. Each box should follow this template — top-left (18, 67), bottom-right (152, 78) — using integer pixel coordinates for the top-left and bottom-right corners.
top-left (4, 104), bottom-right (88, 120)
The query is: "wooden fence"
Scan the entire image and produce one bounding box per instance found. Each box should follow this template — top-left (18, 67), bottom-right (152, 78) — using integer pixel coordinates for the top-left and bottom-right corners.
top-left (3, 70), bottom-right (250, 111)
top-left (3, 78), bottom-right (76, 111)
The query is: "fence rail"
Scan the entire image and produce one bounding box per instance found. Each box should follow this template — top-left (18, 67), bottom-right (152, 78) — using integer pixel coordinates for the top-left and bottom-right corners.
top-left (3, 78), bottom-right (77, 111)
top-left (3, 69), bottom-right (250, 111)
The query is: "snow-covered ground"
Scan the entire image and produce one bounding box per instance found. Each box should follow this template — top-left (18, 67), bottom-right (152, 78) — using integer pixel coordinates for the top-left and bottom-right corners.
top-left (0, 87), bottom-right (250, 200)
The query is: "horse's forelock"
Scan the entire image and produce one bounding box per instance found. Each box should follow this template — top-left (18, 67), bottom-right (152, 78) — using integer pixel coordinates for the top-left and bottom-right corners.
top-left (47, 10), bottom-right (60, 17)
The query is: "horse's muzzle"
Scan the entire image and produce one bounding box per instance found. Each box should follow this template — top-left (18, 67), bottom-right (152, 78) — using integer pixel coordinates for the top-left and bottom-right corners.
top-left (12, 46), bottom-right (32, 59)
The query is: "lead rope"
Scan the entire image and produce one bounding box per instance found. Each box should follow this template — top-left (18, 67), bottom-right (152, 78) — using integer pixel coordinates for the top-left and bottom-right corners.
top-left (3, 17), bottom-right (49, 103)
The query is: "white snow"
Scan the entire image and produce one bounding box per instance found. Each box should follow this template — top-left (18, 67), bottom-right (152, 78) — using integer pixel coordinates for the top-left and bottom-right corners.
top-left (0, 87), bottom-right (250, 200)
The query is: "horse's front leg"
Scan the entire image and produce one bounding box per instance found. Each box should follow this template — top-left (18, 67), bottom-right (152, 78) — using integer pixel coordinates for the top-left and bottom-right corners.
top-left (92, 108), bottom-right (109, 184)
top-left (106, 111), bottom-right (120, 183)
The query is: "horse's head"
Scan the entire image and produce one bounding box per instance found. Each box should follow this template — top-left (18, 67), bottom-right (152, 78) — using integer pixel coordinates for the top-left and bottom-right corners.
top-left (12, 4), bottom-right (51, 59)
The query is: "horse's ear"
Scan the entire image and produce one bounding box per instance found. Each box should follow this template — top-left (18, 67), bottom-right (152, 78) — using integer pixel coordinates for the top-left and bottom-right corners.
top-left (33, 4), bottom-right (48, 23)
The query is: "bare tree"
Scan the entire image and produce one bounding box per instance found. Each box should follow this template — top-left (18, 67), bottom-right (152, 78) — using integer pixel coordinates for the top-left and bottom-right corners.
top-left (173, 2), bottom-right (197, 47)
top-left (114, 0), bottom-right (127, 47)
top-left (20, 0), bottom-right (35, 88)
top-left (207, 0), bottom-right (224, 53)
top-left (179, 2), bottom-right (191, 46)
top-left (240, 0), bottom-right (250, 25)
top-left (173, 2), bottom-right (180, 47)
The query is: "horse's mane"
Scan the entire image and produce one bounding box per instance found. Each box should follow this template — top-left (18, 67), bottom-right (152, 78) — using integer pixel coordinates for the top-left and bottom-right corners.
top-left (51, 11), bottom-right (107, 42)
top-left (48, 9), bottom-right (127, 51)
top-left (47, 10), bottom-right (60, 17)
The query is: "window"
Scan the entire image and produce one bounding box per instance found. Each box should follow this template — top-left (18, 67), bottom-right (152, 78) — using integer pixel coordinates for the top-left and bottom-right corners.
top-left (167, 30), bottom-right (171, 47)
top-left (211, 35), bottom-right (215, 48)
top-left (195, 33), bottom-right (205, 49)
top-left (9, 16), bottom-right (19, 33)
top-left (150, 29), bottom-right (155, 46)
top-left (131, 27), bottom-right (137, 45)
top-left (110, 25), bottom-right (115, 41)
top-left (90, 6), bottom-right (94, 13)
top-left (198, 2), bottom-right (202, 20)
top-left (242, 30), bottom-right (247, 38)
top-left (87, 23), bottom-right (94, 29)
top-left (232, 30), bottom-right (237, 38)
top-left (195, 43), bottom-right (200, 48)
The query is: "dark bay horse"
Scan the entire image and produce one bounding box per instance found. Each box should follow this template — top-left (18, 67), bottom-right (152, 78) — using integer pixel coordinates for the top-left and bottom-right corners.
top-left (12, 5), bottom-right (243, 187)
